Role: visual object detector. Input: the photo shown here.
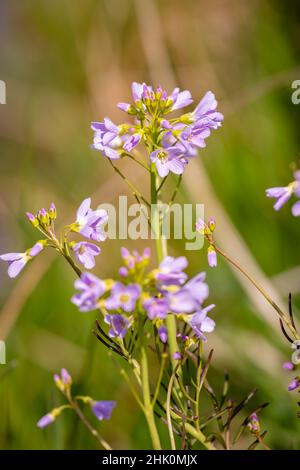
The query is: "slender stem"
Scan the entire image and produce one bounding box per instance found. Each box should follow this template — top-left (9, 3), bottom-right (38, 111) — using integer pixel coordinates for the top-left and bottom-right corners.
top-left (214, 245), bottom-right (299, 340)
top-left (125, 152), bottom-right (150, 172)
top-left (69, 396), bottom-right (112, 450)
top-left (151, 353), bottom-right (167, 408)
top-left (195, 340), bottom-right (202, 431)
top-left (120, 369), bottom-right (145, 412)
top-left (108, 159), bottom-right (151, 207)
top-left (166, 365), bottom-right (178, 450)
top-left (184, 422), bottom-right (216, 450)
top-left (140, 344), bottom-right (162, 449)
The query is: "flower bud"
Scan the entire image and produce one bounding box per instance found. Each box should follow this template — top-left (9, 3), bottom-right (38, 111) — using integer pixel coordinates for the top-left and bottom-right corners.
top-left (49, 203), bottom-right (57, 220)
top-left (26, 212), bottom-right (39, 227)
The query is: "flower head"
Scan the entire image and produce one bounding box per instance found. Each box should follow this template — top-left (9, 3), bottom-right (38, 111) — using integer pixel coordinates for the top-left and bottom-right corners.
top-left (75, 198), bottom-right (108, 242)
top-left (54, 368), bottom-right (72, 392)
top-left (72, 241), bottom-right (101, 269)
top-left (190, 305), bottom-right (216, 341)
top-left (105, 282), bottom-right (140, 312)
top-left (150, 147), bottom-right (186, 177)
top-left (71, 272), bottom-right (105, 312)
top-left (91, 400), bottom-right (116, 421)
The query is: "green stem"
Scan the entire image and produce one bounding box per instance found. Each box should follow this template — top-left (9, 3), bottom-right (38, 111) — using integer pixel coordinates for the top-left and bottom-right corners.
top-left (215, 245), bottom-right (299, 340)
top-left (140, 344), bottom-right (162, 450)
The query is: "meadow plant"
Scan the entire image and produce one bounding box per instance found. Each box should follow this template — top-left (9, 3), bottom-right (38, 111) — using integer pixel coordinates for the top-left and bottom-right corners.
top-left (2, 82), bottom-right (300, 450)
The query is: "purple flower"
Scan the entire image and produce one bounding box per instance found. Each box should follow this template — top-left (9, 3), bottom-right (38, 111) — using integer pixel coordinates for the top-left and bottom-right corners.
top-left (91, 400), bottom-right (116, 421)
top-left (150, 147), bottom-right (187, 177)
top-left (173, 351), bottom-right (181, 360)
top-left (143, 297), bottom-right (169, 320)
top-left (288, 378), bottom-right (300, 391)
top-left (207, 247), bottom-right (217, 267)
top-left (105, 314), bottom-right (129, 338)
top-left (282, 362), bottom-right (294, 371)
top-left (0, 241), bottom-right (45, 278)
top-left (75, 198), bottom-right (108, 242)
top-left (158, 326), bottom-right (168, 343)
top-left (168, 273), bottom-right (209, 313)
top-left (190, 305), bottom-right (216, 341)
top-left (72, 242), bottom-right (101, 269)
top-left (248, 413), bottom-right (260, 433)
top-left (91, 118), bottom-right (123, 159)
top-left (265, 186), bottom-right (294, 211)
top-left (37, 413), bottom-right (55, 429)
top-left (192, 91), bottom-right (224, 129)
top-left (105, 282), bottom-right (140, 312)
top-left (169, 88), bottom-right (193, 111)
top-left (156, 256), bottom-right (188, 287)
top-left (131, 82), bottom-right (146, 102)
top-left (71, 272), bottom-right (105, 312)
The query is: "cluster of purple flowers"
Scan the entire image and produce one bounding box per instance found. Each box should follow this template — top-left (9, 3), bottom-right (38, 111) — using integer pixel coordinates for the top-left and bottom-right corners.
top-left (266, 170), bottom-right (300, 216)
top-left (0, 198), bottom-right (108, 277)
top-left (91, 82), bottom-right (223, 177)
top-left (72, 248), bottom-right (216, 344)
top-left (37, 368), bottom-right (116, 429)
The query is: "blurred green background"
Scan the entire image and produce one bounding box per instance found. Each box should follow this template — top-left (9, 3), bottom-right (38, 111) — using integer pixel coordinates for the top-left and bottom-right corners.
top-left (0, 0), bottom-right (300, 450)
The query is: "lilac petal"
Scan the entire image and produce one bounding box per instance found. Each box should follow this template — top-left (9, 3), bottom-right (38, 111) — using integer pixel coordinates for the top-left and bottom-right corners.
top-left (132, 82), bottom-right (143, 102)
top-left (265, 187), bottom-right (286, 198)
top-left (0, 252), bottom-right (23, 261)
top-left (103, 117), bottom-right (118, 133)
top-left (172, 90), bottom-right (193, 111)
top-left (292, 200), bottom-right (300, 216)
top-left (29, 242), bottom-right (44, 257)
top-left (274, 191), bottom-right (291, 211)
top-left (200, 316), bottom-right (216, 333)
top-left (155, 159), bottom-right (170, 177)
top-left (168, 158), bottom-right (186, 175)
top-left (77, 198), bottom-right (91, 220)
top-left (117, 102), bottom-right (131, 112)
top-left (8, 258), bottom-right (27, 278)
top-left (194, 91), bottom-right (217, 116)
top-left (123, 133), bottom-right (141, 152)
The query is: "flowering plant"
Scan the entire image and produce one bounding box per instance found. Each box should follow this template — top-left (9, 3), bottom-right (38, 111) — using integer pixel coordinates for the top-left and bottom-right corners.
top-left (2, 82), bottom-right (299, 450)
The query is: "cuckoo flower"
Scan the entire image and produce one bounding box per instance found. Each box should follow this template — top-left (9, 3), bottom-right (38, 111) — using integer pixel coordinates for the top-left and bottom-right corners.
top-left (75, 198), bottom-right (108, 242)
top-left (72, 241), bottom-right (101, 269)
top-left (192, 91), bottom-right (224, 129)
top-left (91, 119), bottom-right (125, 159)
top-left (105, 282), bottom-right (140, 313)
top-left (71, 272), bottom-right (105, 312)
top-left (105, 314), bottom-right (129, 339)
top-left (150, 147), bottom-right (187, 177)
top-left (266, 171), bottom-right (300, 214)
top-left (156, 256), bottom-right (188, 287)
top-left (91, 400), bottom-right (116, 421)
top-left (190, 305), bottom-right (216, 341)
top-left (0, 241), bottom-right (45, 278)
